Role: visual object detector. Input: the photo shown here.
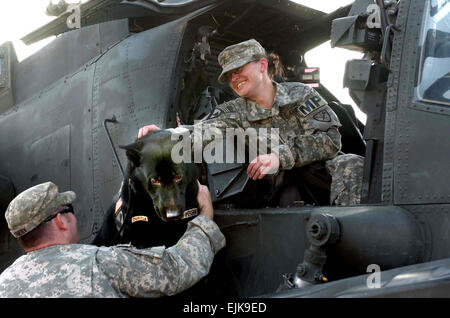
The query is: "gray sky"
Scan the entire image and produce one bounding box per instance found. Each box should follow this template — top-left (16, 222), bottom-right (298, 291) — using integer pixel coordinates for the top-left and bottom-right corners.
top-left (0, 0), bottom-right (366, 123)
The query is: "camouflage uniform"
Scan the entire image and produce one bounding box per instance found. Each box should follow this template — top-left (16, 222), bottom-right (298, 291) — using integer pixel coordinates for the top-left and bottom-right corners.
top-left (325, 154), bottom-right (364, 206)
top-left (192, 39), bottom-right (364, 205)
top-left (198, 81), bottom-right (342, 170)
top-left (0, 182), bottom-right (226, 297)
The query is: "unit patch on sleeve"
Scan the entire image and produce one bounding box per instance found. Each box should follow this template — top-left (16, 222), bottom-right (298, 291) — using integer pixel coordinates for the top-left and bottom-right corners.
top-left (297, 94), bottom-right (328, 116)
top-left (131, 215), bottom-right (149, 223)
top-left (313, 110), bottom-right (332, 122)
top-left (206, 107), bottom-right (224, 120)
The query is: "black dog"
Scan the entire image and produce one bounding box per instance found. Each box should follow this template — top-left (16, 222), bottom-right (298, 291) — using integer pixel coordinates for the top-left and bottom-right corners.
top-left (92, 129), bottom-right (199, 248)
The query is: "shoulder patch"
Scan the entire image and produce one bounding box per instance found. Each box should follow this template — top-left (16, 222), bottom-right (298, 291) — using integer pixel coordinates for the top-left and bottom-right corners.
top-left (206, 108), bottom-right (224, 120)
top-left (206, 103), bottom-right (235, 120)
top-left (313, 110), bottom-right (332, 122)
top-left (297, 94), bottom-right (328, 117)
top-left (114, 197), bottom-right (123, 215)
top-left (114, 198), bottom-right (124, 234)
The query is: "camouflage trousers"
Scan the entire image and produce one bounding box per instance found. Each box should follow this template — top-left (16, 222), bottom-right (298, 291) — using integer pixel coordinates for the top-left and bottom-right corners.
top-left (263, 153), bottom-right (364, 206)
top-left (325, 154), bottom-right (365, 206)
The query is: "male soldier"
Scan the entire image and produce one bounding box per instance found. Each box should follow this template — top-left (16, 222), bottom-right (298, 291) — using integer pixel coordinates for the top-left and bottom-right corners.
top-left (0, 181), bottom-right (225, 297)
top-left (139, 39), bottom-right (364, 206)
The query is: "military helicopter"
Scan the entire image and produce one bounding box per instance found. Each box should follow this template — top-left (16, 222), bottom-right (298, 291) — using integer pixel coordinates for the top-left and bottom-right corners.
top-left (0, 0), bottom-right (449, 298)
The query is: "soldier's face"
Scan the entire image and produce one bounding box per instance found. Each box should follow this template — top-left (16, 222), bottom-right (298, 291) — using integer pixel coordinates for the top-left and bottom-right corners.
top-left (228, 60), bottom-right (264, 98)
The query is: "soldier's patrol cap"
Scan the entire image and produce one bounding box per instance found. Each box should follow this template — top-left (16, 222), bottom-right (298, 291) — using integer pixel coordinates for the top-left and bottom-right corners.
top-left (218, 39), bottom-right (267, 84)
top-left (5, 182), bottom-right (76, 238)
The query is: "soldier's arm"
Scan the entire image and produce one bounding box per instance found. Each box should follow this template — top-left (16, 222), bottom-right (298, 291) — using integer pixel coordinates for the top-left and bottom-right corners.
top-left (180, 101), bottom-right (243, 148)
top-left (138, 102), bottom-right (243, 149)
top-left (278, 126), bottom-right (341, 170)
top-left (97, 214), bottom-right (225, 297)
top-left (273, 90), bottom-right (342, 170)
top-left (186, 100), bottom-right (243, 128)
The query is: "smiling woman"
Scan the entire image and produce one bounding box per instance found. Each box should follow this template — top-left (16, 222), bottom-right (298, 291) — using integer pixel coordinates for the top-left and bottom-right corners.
top-left (228, 58), bottom-right (273, 108)
top-left (189, 38), bottom-right (364, 207)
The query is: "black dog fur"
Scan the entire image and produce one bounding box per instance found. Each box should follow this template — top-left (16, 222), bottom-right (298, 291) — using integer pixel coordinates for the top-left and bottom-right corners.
top-left (92, 129), bottom-right (199, 248)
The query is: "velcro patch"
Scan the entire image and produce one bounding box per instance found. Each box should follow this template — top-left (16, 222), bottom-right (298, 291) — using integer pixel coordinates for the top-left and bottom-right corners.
top-left (223, 105), bottom-right (235, 113)
top-left (297, 94), bottom-right (327, 117)
top-left (114, 208), bottom-right (124, 234)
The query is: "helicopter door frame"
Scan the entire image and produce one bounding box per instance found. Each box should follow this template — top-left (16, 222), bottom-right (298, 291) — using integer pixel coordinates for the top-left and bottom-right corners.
top-left (383, 0), bottom-right (450, 206)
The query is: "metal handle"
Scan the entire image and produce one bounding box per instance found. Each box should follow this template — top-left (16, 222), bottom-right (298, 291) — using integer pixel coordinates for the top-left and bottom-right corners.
top-left (380, 24), bottom-right (399, 69)
top-left (103, 116), bottom-right (125, 179)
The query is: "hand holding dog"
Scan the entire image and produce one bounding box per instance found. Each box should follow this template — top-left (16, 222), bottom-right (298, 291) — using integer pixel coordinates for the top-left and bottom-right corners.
top-left (247, 153), bottom-right (280, 180)
top-left (196, 181), bottom-right (214, 220)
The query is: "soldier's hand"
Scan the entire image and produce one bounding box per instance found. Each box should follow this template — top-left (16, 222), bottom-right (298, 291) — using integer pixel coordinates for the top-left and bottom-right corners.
top-left (196, 181), bottom-right (214, 220)
top-left (247, 153), bottom-right (280, 180)
top-left (138, 125), bottom-right (161, 139)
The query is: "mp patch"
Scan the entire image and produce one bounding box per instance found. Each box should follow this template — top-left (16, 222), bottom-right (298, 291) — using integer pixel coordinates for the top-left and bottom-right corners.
top-left (297, 94), bottom-right (328, 117)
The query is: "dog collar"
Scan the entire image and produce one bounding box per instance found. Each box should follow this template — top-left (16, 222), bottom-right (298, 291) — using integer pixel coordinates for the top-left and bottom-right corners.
top-left (114, 196), bottom-right (199, 232)
top-left (181, 208), bottom-right (198, 219)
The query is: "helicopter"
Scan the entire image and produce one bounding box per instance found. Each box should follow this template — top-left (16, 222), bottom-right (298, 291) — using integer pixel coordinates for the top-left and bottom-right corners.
top-left (0, 0), bottom-right (449, 297)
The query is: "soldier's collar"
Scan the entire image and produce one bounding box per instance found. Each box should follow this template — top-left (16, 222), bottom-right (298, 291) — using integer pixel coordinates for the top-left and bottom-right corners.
top-left (245, 100), bottom-right (271, 121)
top-left (245, 82), bottom-right (280, 121)
top-left (273, 81), bottom-right (295, 108)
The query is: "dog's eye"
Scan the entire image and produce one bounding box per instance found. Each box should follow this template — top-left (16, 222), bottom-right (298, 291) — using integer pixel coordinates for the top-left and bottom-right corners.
top-left (174, 175), bottom-right (182, 183)
top-left (151, 178), bottom-right (161, 186)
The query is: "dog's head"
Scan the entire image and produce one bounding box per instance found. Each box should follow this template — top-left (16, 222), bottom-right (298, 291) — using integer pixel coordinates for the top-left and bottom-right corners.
top-left (120, 129), bottom-right (198, 222)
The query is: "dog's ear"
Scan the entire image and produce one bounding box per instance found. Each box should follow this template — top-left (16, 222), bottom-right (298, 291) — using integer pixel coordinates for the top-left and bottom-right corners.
top-left (120, 142), bottom-right (143, 167)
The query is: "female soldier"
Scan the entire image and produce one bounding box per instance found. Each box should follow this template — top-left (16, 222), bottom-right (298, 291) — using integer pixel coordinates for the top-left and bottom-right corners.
top-left (139, 39), bottom-right (363, 206)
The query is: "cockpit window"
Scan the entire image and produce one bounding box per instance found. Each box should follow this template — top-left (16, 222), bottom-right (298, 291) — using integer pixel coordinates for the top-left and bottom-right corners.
top-left (416, 0), bottom-right (450, 106)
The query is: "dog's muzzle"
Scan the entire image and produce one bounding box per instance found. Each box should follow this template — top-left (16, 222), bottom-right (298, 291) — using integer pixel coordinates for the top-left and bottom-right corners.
top-left (166, 210), bottom-right (181, 219)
